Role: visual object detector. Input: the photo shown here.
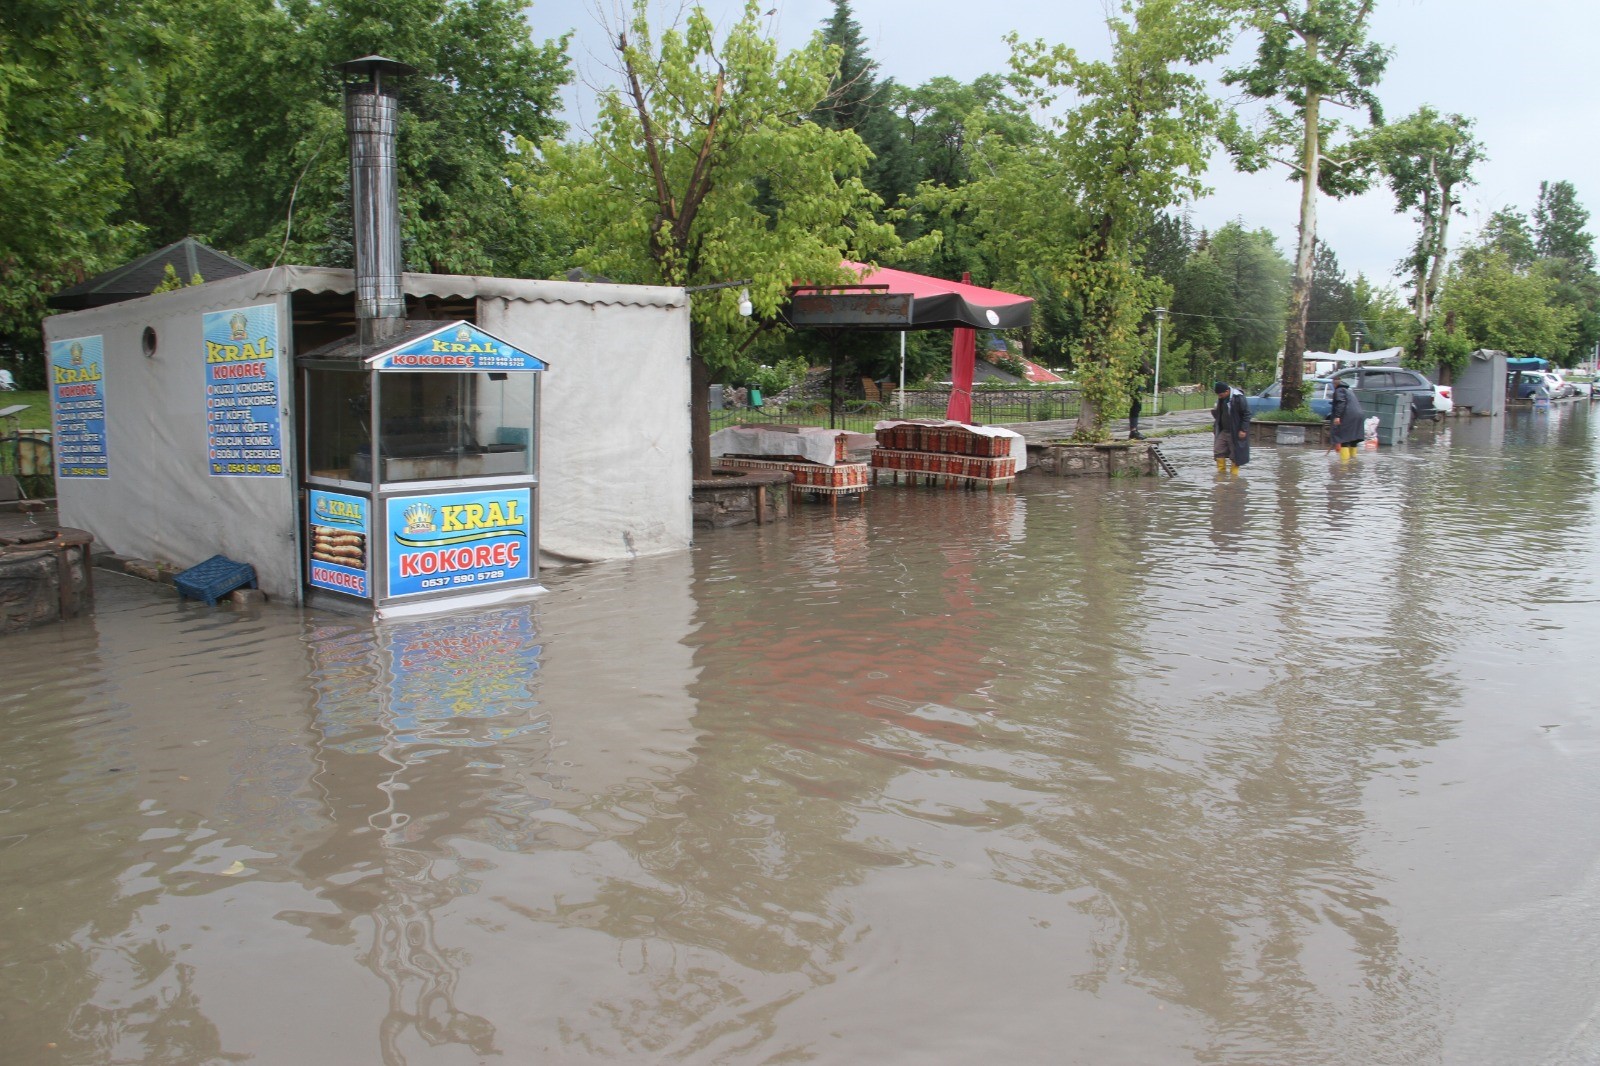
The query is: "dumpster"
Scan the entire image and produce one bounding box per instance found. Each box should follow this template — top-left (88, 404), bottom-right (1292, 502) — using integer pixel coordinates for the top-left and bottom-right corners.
top-left (1354, 390), bottom-right (1408, 445)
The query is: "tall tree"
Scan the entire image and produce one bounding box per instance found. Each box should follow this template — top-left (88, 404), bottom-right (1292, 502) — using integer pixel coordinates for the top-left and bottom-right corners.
top-left (814, 0), bottom-right (911, 207)
top-left (1367, 107), bottom-right (1483, 362)
top-left (1441, 247), bottom-right (1578, 358)
top-left (1533, 180), bottom-right (1595, 270)
top-left (525, 0), bottom-right (912, 476)
top-left (1224, 0), bottom-right (1389, 411)
top-left (1305, 239), bottom-right (1356, 351)
top-left (1207, 222), bottom-right (1292, 375)
top-left (894, 75), bottom-right (1038, 284)
top-left (994, 0), bottom-right (1231, 439)
top-left (1479, 208), bottom-right (1538, 271)
top-left (145, 0), bottom-right (571, 275)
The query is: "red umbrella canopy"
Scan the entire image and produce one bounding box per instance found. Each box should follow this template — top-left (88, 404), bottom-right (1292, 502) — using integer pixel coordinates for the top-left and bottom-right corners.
top-left (788, 263), bottom-right (1034, 331)
top-left (843, 262), bottom-right (1033, 330)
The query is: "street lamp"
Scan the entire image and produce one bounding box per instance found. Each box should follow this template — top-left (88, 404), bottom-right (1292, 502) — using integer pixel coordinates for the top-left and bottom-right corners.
top-left (1152, 307), bottom-right (1167, 418)
top-left (1353, 328), bottom-right (1363, 355)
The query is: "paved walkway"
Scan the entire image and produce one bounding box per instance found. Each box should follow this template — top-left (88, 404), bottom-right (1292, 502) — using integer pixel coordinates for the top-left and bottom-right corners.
top-left (994, 406), bottom-right (1215, 442)
top-left (0, 501), bottom-right (59, 539)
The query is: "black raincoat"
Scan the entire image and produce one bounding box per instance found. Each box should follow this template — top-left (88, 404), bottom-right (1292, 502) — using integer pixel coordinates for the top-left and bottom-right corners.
top-left (1329, 383), bottom-right (1366, 446)
top-left (1212, 388), bottom-right (1251, 466)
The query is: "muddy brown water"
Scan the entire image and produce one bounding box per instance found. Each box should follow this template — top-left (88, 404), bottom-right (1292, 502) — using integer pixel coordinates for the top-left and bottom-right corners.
top-left (3, 409), bottom-right (1599, 1064)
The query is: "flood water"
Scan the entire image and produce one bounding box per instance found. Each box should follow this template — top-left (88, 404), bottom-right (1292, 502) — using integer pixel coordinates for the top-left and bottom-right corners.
top-left (4, 407), bottom-right (1600, 1065)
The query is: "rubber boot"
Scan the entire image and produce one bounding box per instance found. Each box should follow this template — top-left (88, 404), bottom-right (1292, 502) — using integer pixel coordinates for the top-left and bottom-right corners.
top-left (1216, 457), bottom-right (1226, 472)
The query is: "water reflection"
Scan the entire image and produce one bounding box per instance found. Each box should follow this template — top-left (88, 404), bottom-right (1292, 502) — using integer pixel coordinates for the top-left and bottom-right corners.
top-left (3, 411), bottom-right (1600, 1063)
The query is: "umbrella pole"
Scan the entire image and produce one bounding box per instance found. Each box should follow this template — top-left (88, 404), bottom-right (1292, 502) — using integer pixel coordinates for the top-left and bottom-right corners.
top-left (896, 332), bottom-right (908, 419)
top-left (829, 333), bottom-right (838, 430)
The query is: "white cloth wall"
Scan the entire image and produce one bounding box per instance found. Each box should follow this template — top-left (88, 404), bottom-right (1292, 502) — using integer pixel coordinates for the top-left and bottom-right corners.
top-left (44, 280), bottom-right (302, 598)
top-left (45, 267), bottom-right (694, 604)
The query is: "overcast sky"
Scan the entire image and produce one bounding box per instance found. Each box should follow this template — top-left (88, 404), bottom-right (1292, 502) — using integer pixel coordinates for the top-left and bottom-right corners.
top-left (529, 0), bottom-right (1600, 289)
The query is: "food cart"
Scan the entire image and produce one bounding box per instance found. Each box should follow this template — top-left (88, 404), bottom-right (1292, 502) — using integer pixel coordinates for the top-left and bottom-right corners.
top-left (297, 319), bottom-right (546, 617)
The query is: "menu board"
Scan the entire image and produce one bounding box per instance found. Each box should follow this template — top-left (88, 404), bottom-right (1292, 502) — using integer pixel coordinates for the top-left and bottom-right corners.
top-left (49, 334), bottom-right (110, 479)
top-left (204, 303), bottom-right (284, 477)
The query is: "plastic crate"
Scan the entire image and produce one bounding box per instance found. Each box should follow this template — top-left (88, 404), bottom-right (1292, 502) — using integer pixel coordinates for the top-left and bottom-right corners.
top-left (175, 554), bottom-right (257, 606)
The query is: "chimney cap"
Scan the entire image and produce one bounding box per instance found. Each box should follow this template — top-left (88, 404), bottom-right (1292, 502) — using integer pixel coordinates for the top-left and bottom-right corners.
top-left (336, 55), bottom-right (417, 81)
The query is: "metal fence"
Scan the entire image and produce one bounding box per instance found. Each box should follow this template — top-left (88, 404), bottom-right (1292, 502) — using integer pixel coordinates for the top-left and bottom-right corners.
top-left (709, 387), bottom-right (1211, 434)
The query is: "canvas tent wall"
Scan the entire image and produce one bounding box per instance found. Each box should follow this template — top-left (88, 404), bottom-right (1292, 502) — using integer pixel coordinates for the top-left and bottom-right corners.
top-left (43, 266), bottom-right (692, 603)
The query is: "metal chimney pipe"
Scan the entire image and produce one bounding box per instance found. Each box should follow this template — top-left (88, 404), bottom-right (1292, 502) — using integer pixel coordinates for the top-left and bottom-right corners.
top-left (338, 56), bottom-right (415, 346)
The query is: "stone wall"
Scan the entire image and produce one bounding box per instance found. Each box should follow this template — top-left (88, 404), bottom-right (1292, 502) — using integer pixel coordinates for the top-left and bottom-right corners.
top-left (692, 469), bottom-right (793, 529)
top-left (0, 542), bottom-right (91, 634)
top-left (1027, 441), bottom-right (1160, 478)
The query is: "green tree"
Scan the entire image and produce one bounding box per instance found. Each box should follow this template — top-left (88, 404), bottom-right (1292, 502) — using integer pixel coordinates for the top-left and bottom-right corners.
top-left (1223, 0), bottom-right (1389, 411)
top-left (1366, 107), bottom-right (1484, 363)
top-left (1206, 222), bottom-right (1292, 373)
top-left (524, 0), bottom-right (911, 476)
top-left (813, 0), bottom-right (911, 208)
top-left (1327, 321), bottom-right (1351, 352)
top-left (0, 0), bottom-right (155, 343)
top-left (1306, 239), bottom-right (1357, 350)
top-left (893, 75), bottom-right (1039, 286)
top-left (993, 0), bottom-right (1231, 439)
top-left (145, 0), bottom-right (571, 275)
top-left (1442, 247), bottom-right (1577, 358)
top-left (1534, 179), bottom-right (1595, 270)
top-left (1479, 208), bottom-right (1537, 271)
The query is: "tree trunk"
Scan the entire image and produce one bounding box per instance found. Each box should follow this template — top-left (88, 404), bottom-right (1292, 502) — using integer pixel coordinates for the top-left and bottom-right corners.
top-left (1075, 394), bottom-right (1100, 438)
top-left (691, 348), bottom-right (711, 480)
top-left (1282, 77), bottom-right (1321, 413)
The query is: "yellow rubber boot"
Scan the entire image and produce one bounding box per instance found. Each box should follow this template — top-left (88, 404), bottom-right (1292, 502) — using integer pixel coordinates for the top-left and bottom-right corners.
top-left (1216, 457), bottom-right (1226, 472)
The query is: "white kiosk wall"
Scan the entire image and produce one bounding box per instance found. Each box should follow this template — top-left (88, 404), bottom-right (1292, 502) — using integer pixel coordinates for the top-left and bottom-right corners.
top-left (45, 267), bottom-right (694, 603)
top-left (44, 281), bottom-right (301, 598)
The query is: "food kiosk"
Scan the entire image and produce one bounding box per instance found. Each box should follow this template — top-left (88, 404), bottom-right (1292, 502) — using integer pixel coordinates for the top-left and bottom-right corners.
top-left (297, 319), bottom-right (547, 617)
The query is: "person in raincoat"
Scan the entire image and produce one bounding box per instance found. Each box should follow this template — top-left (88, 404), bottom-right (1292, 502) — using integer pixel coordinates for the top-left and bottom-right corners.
top-left (1328, 377), bottom-right (1365, 459)
top-left (1212, 381), bottom-right (1251, 472)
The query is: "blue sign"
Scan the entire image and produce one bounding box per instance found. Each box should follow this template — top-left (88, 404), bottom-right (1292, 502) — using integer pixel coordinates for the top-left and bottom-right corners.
top-left (204, 303), bottom-right (284, 477)
top-left (367, 321), bottom-right (548, 372)
top-left (308, 490), bottom-right (372, 598)
top-left (386, 488), bottom-right (532, 598)
top-left (50, 334), bottom-right (110, 479)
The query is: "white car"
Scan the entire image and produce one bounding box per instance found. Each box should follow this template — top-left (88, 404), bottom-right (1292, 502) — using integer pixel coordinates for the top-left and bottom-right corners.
top-left (1548, 369), bottom-right (1588, 397)
top-left (1432, 383), bottom-right (1453, 415)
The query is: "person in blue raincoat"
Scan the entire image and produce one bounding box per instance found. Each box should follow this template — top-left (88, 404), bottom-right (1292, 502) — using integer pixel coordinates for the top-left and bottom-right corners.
top-left (1328, 378), bottom-right (1365, 460)
top-left (1212, 381), bottom-right (1250, 472)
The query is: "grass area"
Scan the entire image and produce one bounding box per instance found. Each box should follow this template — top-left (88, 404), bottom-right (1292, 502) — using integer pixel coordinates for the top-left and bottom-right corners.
top-left (2, 391), bottom-right (52, 430)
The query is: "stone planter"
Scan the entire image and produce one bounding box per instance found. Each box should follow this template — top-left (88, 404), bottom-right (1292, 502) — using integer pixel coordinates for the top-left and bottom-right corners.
top-left (1252, 421), bottom-right (1328, 447)
top-left (692, 468), bottom-right (793, 529)
top-left (0, 527), bottom-right (94, 633)
top-left (1027, 440), bottom-right (1161, 478)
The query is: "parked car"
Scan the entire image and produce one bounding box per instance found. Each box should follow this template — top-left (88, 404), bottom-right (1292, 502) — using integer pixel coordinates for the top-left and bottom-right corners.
top-left (1513, 370), bottom-right (1569, 400)
top-left (1432, 383), bottom-right (1454, 415)
top-left (1330, 365), bottom-right (1441, 420)
top-left (1546, 369), bottom-right (1583, 397)
top-left (1246, 377), bottom-right (1333, 417)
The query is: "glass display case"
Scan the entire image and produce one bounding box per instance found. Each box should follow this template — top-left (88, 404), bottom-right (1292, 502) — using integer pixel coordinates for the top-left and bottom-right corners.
top-left (297, 321), bottom-right (546, 614)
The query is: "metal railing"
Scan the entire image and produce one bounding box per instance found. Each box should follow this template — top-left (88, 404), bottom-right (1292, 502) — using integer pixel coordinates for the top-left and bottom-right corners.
top-left (710, 386), bottom-right (1212, 433)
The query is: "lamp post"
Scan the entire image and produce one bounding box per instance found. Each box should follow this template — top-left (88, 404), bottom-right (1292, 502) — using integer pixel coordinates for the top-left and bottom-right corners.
top-left (1152, 307), bottom-right (1167, 418)
top-left (1353, 328), bottom-right (1363, 355)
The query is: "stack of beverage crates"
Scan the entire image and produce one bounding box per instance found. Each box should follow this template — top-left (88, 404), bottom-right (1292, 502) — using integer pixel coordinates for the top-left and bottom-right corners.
top-left (718, 432), bottom-right (870, 495)
top-left (870, 423), bottom-right (1018, 486)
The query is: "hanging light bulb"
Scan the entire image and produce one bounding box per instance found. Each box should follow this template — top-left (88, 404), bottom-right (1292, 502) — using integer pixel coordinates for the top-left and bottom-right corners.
top-left (738, 287), bottom-right (753, 317)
